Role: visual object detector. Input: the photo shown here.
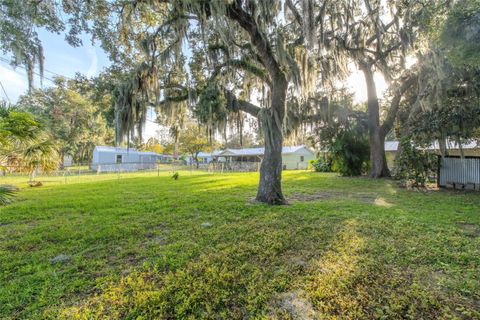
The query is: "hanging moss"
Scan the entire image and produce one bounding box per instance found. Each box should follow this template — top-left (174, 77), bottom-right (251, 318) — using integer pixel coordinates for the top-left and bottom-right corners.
top-left (194, 84), bottom-right (227, 129)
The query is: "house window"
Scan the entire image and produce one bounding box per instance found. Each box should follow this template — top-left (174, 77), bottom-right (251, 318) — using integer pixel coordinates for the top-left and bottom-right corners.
top-left (116, 154), bottom-right (122, 164)
top-left (300, 156), bottom-right (304, 162)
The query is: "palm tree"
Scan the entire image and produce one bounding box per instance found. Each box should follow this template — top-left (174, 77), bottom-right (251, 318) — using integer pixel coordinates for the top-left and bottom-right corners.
top-left (0, 185), bottom-right (17, 205)
top-left (22, 139), bottom-right (60, 183)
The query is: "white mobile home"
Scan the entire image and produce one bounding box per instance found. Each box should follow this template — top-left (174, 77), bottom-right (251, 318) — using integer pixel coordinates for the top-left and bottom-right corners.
top-left (186, 150), bottom-right (223, 165)
top-left (91, 146), bottom-right (162, 172)
top-left (218, 145), bottom-right (315, 170)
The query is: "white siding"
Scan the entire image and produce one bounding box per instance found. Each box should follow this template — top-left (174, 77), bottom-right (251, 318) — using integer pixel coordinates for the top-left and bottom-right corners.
top-left (282, 147), bottom-right (315, 170)
top-left (91, 147), bottom-right (159, 172)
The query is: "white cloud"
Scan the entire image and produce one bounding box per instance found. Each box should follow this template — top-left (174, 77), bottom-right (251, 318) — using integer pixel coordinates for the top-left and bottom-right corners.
top-left (0, 64), bottom-right (29, 103)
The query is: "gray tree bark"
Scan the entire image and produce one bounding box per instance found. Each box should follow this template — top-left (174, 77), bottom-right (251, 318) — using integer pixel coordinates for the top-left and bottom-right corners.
top-left (362, 65), bottom-right (390, 178)
top-left (256, 78), bottom-right (287, 204)
top-left (227, 1), bottom-right (289, 204)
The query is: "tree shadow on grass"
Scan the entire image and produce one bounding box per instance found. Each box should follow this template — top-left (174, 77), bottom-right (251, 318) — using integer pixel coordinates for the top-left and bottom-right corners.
top-left (53, 209), bottom-right (347, 319)
top-left (53, 216), bottom-right (478, 320)
top-left (283, 218), bottom-right (480, 320)
top-left (3, 173), bottom-right (479, 319)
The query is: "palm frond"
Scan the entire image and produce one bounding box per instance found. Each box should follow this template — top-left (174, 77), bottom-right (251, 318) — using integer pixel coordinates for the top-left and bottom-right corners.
top-left (0, 185), bottom-right (17, 205)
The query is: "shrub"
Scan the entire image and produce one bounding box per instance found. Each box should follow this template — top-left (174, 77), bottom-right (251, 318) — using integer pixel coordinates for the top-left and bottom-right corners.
top-left (392, 139), bottom-right (438, 187)
top-left (309, 157), bottom-right (332, 172)
top-left (329, 131), bottom-right (370, 176)
top-left (311, 104), bottom-right (370, 177)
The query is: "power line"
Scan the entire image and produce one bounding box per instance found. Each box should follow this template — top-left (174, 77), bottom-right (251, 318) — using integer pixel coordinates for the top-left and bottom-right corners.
top-left (0, 57), bottom-right (72, 83)
top-left (0, 79), bottom-right (11, 103)
top-left (0, 56), bottom-right (73, 79)
top-left (0, 58), bottom-right (57, 84)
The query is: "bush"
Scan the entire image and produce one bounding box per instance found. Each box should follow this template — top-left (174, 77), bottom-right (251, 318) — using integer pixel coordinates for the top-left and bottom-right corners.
top-left (392, 139), bottom-right (437, 187)
top-left (309, 157), bottom-right (333, 172)
top-left (329, 131), bottom-right (370, 176)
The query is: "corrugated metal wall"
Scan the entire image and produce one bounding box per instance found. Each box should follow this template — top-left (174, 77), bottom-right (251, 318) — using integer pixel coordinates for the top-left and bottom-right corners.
top-left (439, 157), bottom-right (480, 188)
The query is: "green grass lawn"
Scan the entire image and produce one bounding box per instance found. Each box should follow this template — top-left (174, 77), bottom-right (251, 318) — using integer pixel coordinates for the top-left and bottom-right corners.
top-left (0, 171), bottom-right (479, 319)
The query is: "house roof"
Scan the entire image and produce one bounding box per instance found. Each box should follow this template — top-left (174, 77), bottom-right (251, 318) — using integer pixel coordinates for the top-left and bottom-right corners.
top-left (94, 146), bottom-right (160, 156)
top-left (384, 140), bottom-right (480, 152)
top-left (197, 150), bottom-right (222, 158)
top-left (218, 145), bottom-right (313, 157)
top-left (385, 141), bottom-right (399, 152)
top-left (428, 140), bottom-right (479, 151)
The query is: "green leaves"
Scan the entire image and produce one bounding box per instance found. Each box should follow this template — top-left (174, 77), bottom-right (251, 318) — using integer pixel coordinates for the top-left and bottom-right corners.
top-left (194, 84), bottom-right (227, 127)
top-left (177, 124), bottom-right (213, 160)
top-left (15, 75), bottom-right (113, 162)
top-left (392, 139), bottom-right (437, 187)
top-left (329, 130), bottom-right (370, 176)
top-left (0, 108), bottom-right (60, 182)
top-left (0, 111), bottom-right (41, 147)
top-left (440, 0), bottom-right (480, 67)
top-left (0, 184), bottom-right (17, 205)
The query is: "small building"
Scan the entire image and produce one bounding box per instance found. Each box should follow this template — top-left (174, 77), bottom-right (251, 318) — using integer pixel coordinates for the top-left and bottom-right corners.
top-left (384, 140), bottom-right (480, 190)
top-left (431, 141), bottom-right (480, 190)
top-left (385, 141), bottom-right (400, 168)
top-left (384, 140), bottom-right (480, 158)
top-left (91, 146), bottom-right (164, 172)
top-left (218, 145), bottom-right (315, 170)
top-left (62, 155), bottom-right (73, 167)
top-left (427, 140), bottom-right (480, 157)
top-left (198, 150), bottom-right (222, 163)
top-left (188, 150), bottom-right (223, 165)
top-left (158, 154), bottom-right (174, 163)
top-left (438, 156), bottom-right (480, 190)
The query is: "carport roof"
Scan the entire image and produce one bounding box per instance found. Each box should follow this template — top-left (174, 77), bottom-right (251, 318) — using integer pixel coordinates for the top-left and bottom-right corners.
top-left (218, 145), bottom-right (310, 157)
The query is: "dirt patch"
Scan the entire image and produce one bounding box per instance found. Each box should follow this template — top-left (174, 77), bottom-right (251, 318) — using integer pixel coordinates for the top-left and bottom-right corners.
top-left (150, 235), bottom-right (168, 245)
top-left (271, 290), bottom-right (317, 320)
top-left (288, 191), bottom-right (378, 204)
top-left (374, 197), bottom-right (394, 208)
top-left (458, 223), bottom-right (480, 237)
top-left (288, 192), bottom-right (335, 202)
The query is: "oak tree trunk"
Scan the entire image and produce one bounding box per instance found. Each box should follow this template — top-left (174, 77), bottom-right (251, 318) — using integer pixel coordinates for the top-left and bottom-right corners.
top-left (362, 66), bottom-right (390, 178)
top-left (225, 2), bottom-right (288, 204)
top-left (256, 79), bottom-right (287, 204)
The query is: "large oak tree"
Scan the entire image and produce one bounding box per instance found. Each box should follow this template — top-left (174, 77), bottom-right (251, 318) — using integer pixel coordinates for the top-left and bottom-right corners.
top-left (306, 0), bottom-right (434, 177)
top-left (97, 0), bottom-right (318, 204)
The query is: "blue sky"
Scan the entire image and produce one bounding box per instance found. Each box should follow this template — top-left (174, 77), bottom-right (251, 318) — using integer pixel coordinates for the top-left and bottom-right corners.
top-left (0, 29), bottom-right (110, 102)
top-left (0, 29), bottom-right (162, 140)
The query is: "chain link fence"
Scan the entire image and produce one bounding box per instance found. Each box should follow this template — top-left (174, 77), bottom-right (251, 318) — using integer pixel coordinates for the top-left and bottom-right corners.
top-left (0, 160), bottom-right (264, 187)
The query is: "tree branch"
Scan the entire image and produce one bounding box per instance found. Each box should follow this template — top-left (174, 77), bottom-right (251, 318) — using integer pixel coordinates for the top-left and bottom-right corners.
top-left (380, 72), bottom-right (418, 137)
top-left (209, 58), bottom-right (271, 86)
top-left (224, 89), bottom-right (261, 118)
top-left (285, 0), bottom-right (303, 27)
top-left (226, 1), bottom-right (284, 81)
top-left (365, 18), bottom-right (397, 46)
